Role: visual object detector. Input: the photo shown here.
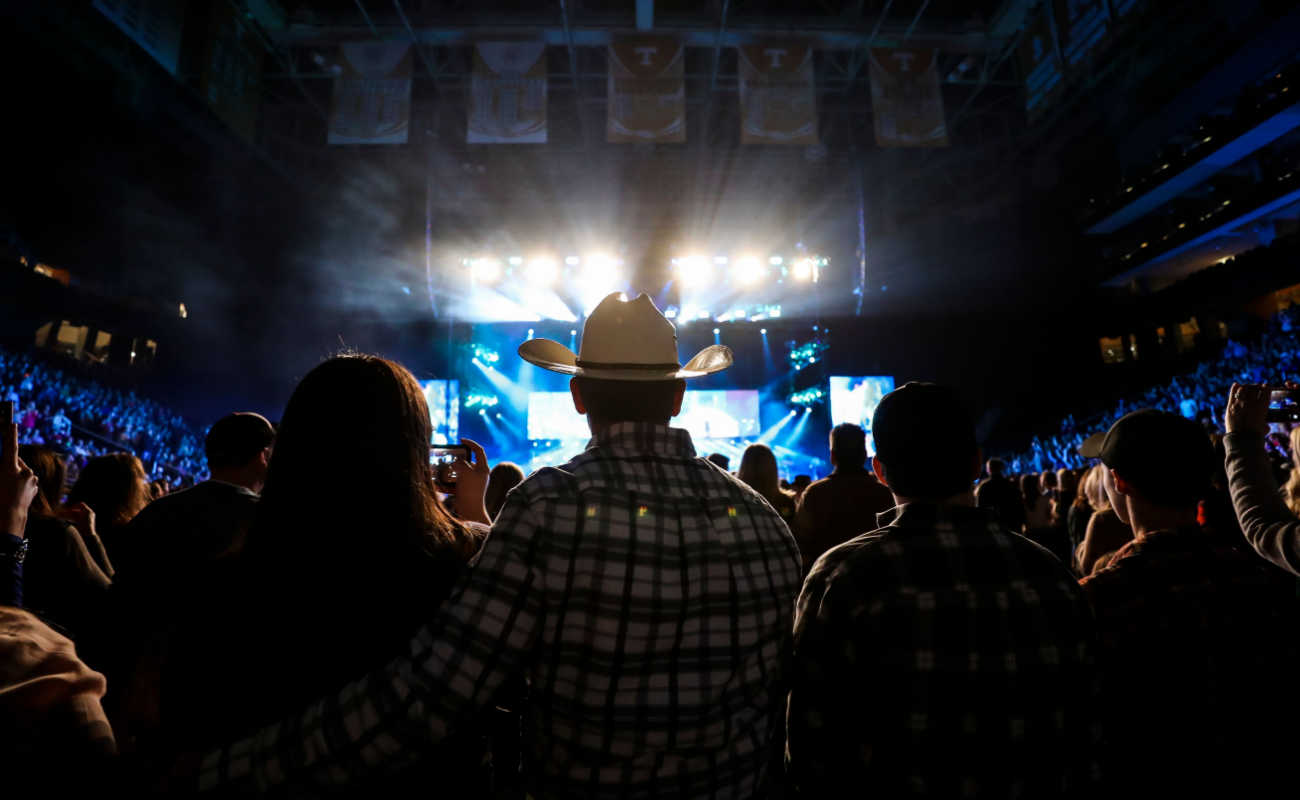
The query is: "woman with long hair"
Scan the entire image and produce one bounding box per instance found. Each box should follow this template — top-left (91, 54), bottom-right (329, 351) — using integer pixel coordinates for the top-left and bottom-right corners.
top-left (17, 445), bottom-right (112, 637)
top-left (162, 354), bottom-right (492, 790)
top-left (1021, 473), bottom-right (1052, 531)
top-left (484, 461), bottom-right (525, 521)
top-left (1075, 466), bottom-right (1134, 576)
top-left (65, 452), bottom-right (149, 566)
top-left (738, 443), bottom-right (796, 523)
top-left (1068, 467), bottom-right (1098, 558)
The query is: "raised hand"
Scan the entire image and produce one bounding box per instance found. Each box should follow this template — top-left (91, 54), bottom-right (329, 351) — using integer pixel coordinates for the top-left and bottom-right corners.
top-left (1, 422), bottom-right (38, 537)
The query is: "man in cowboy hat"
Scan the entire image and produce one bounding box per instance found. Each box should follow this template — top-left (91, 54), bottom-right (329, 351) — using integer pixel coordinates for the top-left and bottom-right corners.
top-left (195, 293), bottom-right (803, 798)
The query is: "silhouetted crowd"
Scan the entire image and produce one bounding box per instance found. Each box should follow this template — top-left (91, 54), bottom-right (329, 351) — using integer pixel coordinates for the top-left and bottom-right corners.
top-left (2, 292), bottom-right (1298, 798)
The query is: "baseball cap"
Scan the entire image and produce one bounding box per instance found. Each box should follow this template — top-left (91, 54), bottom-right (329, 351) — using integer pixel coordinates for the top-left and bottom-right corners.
top-left (1078, 409), bottom-right (1213, 507)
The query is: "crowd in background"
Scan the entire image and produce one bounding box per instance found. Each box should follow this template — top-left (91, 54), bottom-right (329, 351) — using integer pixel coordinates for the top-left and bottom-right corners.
top-left (0, 348), bottom-right (206, 484)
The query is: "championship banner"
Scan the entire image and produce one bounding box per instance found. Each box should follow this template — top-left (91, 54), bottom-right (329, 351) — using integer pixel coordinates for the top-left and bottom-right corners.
top-left (1053, 0), bottom-right (1110, 69)
top-left (327, 42), bottom-right (413, 145)
top-left (868, 49), bottom-right (949, 148)
top-left (607, 37), bottom-right (685, 143)
top-left (468, 42), bottom-right (548, 144)
top-left (1019, 8), bottom-right (1065, 122)
top-left (738, 43), bottom-right (818, 145)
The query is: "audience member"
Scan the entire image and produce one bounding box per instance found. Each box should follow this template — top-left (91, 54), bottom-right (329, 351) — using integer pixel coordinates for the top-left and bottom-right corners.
top-left (1021, 473), bottom-right (1051, 530)
top-left (483, 460), bottom-right (525, 521)
top-left (1223, 382), bottom-right (1300, 574)
top-left (737, 442), bottom-right (796, 523)
top-left (1053, 467), bottom-right (1077, 526)
top-left (1067, 466), bottom-right (1098, 560)
top-left (1074, 442), bottom-right (1134, 576)
top-left (790, 473), bottom-right (812, 497)
top-left (706, 452), bottom-right (730, 471)
top-left (134, 358), bottom-right (490, 791)
top-left (1, 420), bottom-right (39, 605)
top-left (1080, 407), bottom-right (1297, 795)
top-left (974, 457), bottom-right (1026, 531)
top-left (787, 382), bottom-right (1098, 796)
top-left (17, 445), bottom-right (111, 637)
top-left (792, 423), bottom-right (894, 569)
top-left (65, 453), bottom-right (150, 566)
top-left (191, 294), bottom-right (802, 797)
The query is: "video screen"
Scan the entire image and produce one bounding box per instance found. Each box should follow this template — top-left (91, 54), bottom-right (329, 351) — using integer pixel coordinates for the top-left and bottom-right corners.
top-left (421, 379), bottom-right (460, 444)
top-left (527, 389), bottom-right (761, 442)
top-left (829, 376), bottom-right (895, 454)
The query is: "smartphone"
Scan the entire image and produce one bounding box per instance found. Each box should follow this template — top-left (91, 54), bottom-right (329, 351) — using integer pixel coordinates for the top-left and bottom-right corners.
top-left (1266, 388), bottom-right (1300, 423)
top-left (431, 445), bottom-right (470, 487)
top-left (0, 400), bottom-right (11, 426)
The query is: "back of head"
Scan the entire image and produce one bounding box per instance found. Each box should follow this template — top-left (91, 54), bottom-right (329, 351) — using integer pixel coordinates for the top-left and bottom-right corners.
top-left (572, 376), bottom-right (684, 427)
top-left (738, 444), bottom-right (782, 502)
top-left (1040, 470), bottom-right (1058, 491)
top-left (1099, 409), bottom-right (1214, 510)
top-left (706, 453), bottom-right (730, 471)
top-left (485, 461), bottom-right (526, 520)
top-left (1057, 467), bottom-right (1077, 495)
top-left (1019, 473), bottom-right (1039, 501)
top-left (205, 413), bottom-right (275, 472)
top-left (67, 453), bottom-right (148, 529)
top-left (255, 353), bottom-right (471, 563)
top-left (19, 445), bottom-right (65, 518)
top-left (987, 457), bottom-right (1006, 478)
top-left (872, 382), bottom-right (978, 500)
top-left (829, 423), bottom-right (867, 470)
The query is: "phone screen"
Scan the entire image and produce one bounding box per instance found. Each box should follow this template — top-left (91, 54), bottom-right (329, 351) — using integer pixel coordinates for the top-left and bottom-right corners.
top-left (1268, 389), bottom-right (1300, 423)
top-left (431, 445), bottom-right (469, 486)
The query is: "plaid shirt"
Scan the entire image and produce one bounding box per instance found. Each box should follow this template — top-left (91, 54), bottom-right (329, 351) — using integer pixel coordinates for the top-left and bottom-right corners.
top-left (787, 503), bottom-right (1100, 797)
top-left (199, 422), bottom-right (802, 798)
top-left (1079, 526), bottom-right (1299, 794)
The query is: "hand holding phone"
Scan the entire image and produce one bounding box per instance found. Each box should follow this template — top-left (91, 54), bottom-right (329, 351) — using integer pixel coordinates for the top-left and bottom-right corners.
top-left (431, 445), bottom-right (471, 491)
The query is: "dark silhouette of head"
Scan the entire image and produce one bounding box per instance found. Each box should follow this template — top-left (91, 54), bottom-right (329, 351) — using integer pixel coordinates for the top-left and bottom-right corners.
top-left (738, 444), bottom-right (785, 505)
top-left (829, 423), bottom-right (868, 470)
top-left (67, 452), bottom-right (150, 529)
top-left (205, 412), bottom-right (275, 491)
top-left (872, 382), bottom-right (979, 501)
top-left (986, 458), bottom-right (1007, 478)
top-left (706, 453), bottom-right (731, 471)
top-left (484, 461), bottom-right (525, 521)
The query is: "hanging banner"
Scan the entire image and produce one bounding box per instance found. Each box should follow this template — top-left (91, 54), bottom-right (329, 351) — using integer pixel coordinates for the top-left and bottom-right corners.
top-left (468, 42), bottom-right (548, 144)
top-left (869, 49), bottom-right (949, 148)
top-left (607, 37), bottom-right (685, 143)
top-left (1053, 0), bottom-right (1110, 70)
top-left (200, 1), bottom-right (262, 143)
top-left (1019, 8), bottom-right (1065, 122)
top-left (327, 42), bottom-right (412, 145)
top-left (738, 43), bottom-right (818, 145)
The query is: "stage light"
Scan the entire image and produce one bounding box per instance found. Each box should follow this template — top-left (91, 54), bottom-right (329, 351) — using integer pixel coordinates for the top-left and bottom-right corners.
top-left (470, 257), bottom-right (503, 284)
top-left (524, 256), bottom-right (559, 287)
top-left (570, 329), bottom-right (577, 336)
top-left (508, 256), bottom-right (523, 266)
top-left (713, 327), bottom-right (721, 335)
top-left (565, 255), bottom-right (580, 266)
top-left (678, 255), bottom-right (712, 288)
top-left (465, 392), bottom-right (499, 409)
top-left (664, 306), bottom-right (679, 319)
top-left (713, 256), bottom-right (728, 265)
top-left (472, 344), bottom-right (500, 365)
top-left (760, 328), bottom-right (767, 335)
top-left (527, 328), bottom-right (534, 339)
top-left (792, 258), bottom-right (815, 282)
top-left (769, 256), bottom-right (784, 265)
top-left (732, 255), bottom-right (766, 286)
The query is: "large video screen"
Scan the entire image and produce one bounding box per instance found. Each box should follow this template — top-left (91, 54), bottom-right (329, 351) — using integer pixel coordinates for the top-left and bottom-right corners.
top-left (421, 379), bottom-right (460, 444)
top-left (527, 389), bottom-right (761, 442)
top-left (829, 376), bottom-right (895, 454)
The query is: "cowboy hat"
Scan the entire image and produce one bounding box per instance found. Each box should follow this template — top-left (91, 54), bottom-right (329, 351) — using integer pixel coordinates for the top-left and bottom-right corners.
top-left (518, 292), bottom-right (733, 381)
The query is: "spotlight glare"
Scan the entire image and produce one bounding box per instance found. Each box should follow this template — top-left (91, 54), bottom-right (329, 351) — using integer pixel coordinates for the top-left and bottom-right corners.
top-left (760, 328), bottom-right (767, 335)
top-left (713, 327), bottom-right (721, 334)
top-left (769, 256), bottom-right (784, 265)
top-left (470, 257), bottom-right (503, 284)
top-left (565, 255), bottom-right (580, 266)
top-left (732, 255), bottom-right (766, 286)
top-left (713, 255), bottom-right (728, 265)
top-left (524, 256), bottom-right (559, 287)
top-left (792, 258), bottom-right (815, 282)
top-left (507, 256), bottom-right (523, 266)
top-left (678, 255), bottom-right (712, 288)
top-left (570, 329), bottom-right (577, 336)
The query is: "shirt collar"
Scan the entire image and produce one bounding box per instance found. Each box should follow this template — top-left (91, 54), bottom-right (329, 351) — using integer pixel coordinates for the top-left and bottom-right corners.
top-left (587, 422), bottom-right (697, 459)
top-left (889, 501), bottom-right (997, 531)
top-left (205, 479), bottom-right (259, 497)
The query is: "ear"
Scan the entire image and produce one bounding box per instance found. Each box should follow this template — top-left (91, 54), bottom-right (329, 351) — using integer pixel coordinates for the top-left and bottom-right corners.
top-left (570, 378), bottom-right (588, 415)
top-left (1111, 469), bottom-right (1136, 497)
top-left (671, 380), bottom-right (686, 416)
top-left (871, 456), bottom-right (888, 487)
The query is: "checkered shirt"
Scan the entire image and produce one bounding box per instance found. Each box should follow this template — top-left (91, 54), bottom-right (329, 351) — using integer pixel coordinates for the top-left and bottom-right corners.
top-left (786, 503), bottom-right (1101, 797)
top-left (198, 422), bottom-right (803, 798)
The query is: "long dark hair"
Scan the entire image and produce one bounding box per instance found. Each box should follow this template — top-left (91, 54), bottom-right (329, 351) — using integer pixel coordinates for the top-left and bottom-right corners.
top-left (19, 445), bottom-right (66, 519)
top-left (66, 452), bottom-right (149, 529)
top-left (237, 354), bottom-right (482, 712)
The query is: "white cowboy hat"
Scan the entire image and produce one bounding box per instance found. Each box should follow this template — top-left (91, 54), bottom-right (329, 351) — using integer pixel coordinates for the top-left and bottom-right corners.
top-left (518, 292), bottom-right (733, 381)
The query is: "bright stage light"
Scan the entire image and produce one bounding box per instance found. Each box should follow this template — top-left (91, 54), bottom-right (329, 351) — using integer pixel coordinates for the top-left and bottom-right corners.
top-left (769, 256), bottom-right (784, 266)
top-left (524, 256), bottom-right (559, 287)
top-left (507, 256), bottom-right (523, 266)
top-left (792, 258), bottom-right (815, 282)
top-left (760, 328), bottom-right (768, 335)
top-left (732, 256), bottom-right (766, 286)
top-left (469, 257), bottom-right (503, 284)
top-left (713, 327), bottom-right (721, 334)
top-left (527, 328), bottom-right (534, 339)
top-left (565, 255), bottom-right (580, 266)
top-left (570, 329), bottom-right (577, 336)
top-left (713, 256), bottom-right (728, 265)
top-left (678, 255), bottom-right (712, 288)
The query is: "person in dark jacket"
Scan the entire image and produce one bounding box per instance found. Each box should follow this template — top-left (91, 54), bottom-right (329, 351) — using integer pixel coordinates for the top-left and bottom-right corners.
top-left (975, 457), bottom-right (1026, 531)
top-left (793, 423), bottom-right (894, 569)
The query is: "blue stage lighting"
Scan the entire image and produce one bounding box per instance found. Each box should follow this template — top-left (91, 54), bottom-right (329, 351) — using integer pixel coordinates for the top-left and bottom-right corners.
top-left (527, 328), bottom-right (534, 339)
top-left (464, 392), bottom-right (500, 409)
top-left (713, 327), bottom-right (720, 335)
top-left (570, 329), bottom-right (577, 336)
top-left (471, 344), bottom-right (500, 365)
top-left (760, 328), bottom-right (768, 335)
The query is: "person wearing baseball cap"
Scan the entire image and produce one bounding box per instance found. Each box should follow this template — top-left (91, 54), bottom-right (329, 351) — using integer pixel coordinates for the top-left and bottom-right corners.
top-left (1079, 408), bottom-right (1296, 797)
top-left (788, 382), bottom-right (1099, 796)
top-left (192, 292), bottom-right (803, 798)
